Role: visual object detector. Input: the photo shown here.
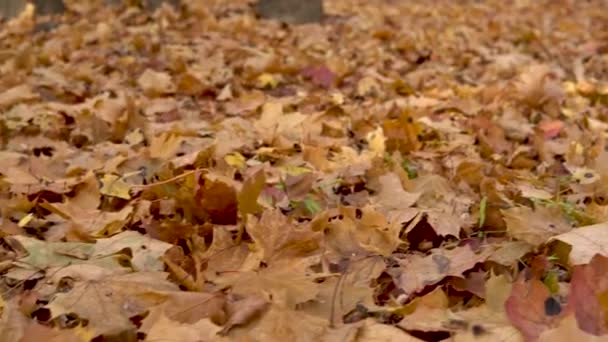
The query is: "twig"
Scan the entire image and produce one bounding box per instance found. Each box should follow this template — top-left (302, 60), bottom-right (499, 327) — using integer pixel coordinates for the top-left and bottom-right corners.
top-left (130, 168), bottom-right (205, 192)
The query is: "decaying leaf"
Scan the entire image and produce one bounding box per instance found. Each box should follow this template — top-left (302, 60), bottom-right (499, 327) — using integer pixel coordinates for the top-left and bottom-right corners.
top-left (505, 279), bottom-right (569, 341)
top-left (551, 221), bottom-right (608, 265)
top-left (502, 205), bottom-right (572, 245)
top-left (569, 254), bottom-right (608, 336)
top-left (1, 0), bottom-right (608, 339)
top-left (392, 244), bottom-right (494, 300)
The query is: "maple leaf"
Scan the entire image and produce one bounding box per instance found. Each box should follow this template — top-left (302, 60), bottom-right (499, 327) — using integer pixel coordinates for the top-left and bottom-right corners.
top-left (238, 167), bottom-right (266, 217)
top-left (216, 258), bottom-right (321, 309)
top-left (391, 244), bottom-right (494, 300)
top-left (245, 209), bottom-right (321, 263)
top-left (551, 221), bottom-right (608, 265)
top-left (314, 206), bottom-right (403, 258)
top-left (538, 315), bottom-right (607, 342)
top-left (137, 68), bottom-right (176, 96)
top-left (2, 0), bottom-right (608, 339)
top-left (505, 279), bottom-right (570, 341)
top-left (91, 230), bottom-right (172, 272)
top-left (45, 272), bottom-right (178, 340)
top-left (300, 256), bottom-right (384, 322)
top-left (300, 64), bottom-right (336, 89)
top-left (398, 273), bottom-right (523, 341)
top-left (568, 254), bottom-right (608, 336)
top-left (196, 176), bottom-right (238, 225)
top-left (371, 172), bottom-right (420, 212)
top-left (502, 205), bottom-right (572, 245)
top-left (146, 315), bottom-right (222, 342)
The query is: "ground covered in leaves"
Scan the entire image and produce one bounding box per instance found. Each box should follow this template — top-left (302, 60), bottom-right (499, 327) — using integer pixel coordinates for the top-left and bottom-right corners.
top-left (1, 0), bottom-right (608, 341)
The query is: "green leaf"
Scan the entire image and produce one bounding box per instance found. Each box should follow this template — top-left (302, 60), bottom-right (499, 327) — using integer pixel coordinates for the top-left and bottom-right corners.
top-left (92, 231), bottom-right (172, 272)
top-left (10, 236), bottom-right (124, 270)
top-left (303, 198), bottom-right (322, 215)
top-left (401, 159), bottom-right (418, 179)
top-left (543, 270), bottom-right (559, 294)
top-left (478, 196), bottom-right (488, 228)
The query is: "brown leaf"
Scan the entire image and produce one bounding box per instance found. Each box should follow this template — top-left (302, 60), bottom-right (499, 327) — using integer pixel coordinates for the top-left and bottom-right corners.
top-left (392, 244), bottom-right (493, 300)
top-left (502, 205), bottom-right (572, 246)
top-left (216, 258), bottom-right (321, 308)
top-left (372, 173), bottom-right (420, 211)
top-left (245, 209), bottom-right (320, 263)
top-left (141, 292), bottom-right (226, 333)
top-left (383, 111), bottom-right (422, 153)
top-left (238, 167), bottom-right (266, 217)
top-left (45, 272), bottom-right (178, 340)
top-left (316, 207), bottom-right (402, 257)
top-left (137, 68), bottom-right (176, 96)
top-left (197, 177), bottom-right (238, 225)
top-left (0, 84), bottom-right (38, 109)
top-left (226, 305), bottom-right (327, 341)
top-left (551, 221), bottom-right (608, 265)
top-left (146, 315), bottom-right (222, 342)
top-left (538, 315), bottom-right (607, 342)
top-left (221, 294), bottom-right (270, 335)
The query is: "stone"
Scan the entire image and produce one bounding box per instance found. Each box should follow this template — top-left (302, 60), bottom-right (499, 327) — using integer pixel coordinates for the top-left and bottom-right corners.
top-left (254, 0), bottom-right (323, 24)
top-left (32, 0), bottom-right (65, 15)
top-left (0, 0), bottom-right (27, 19)
top-left (0, 0), bottom-right (179, 20)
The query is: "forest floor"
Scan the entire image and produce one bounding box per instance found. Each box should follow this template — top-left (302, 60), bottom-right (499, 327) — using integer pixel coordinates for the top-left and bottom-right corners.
top-left (1, 0), bottom-right (608, 341)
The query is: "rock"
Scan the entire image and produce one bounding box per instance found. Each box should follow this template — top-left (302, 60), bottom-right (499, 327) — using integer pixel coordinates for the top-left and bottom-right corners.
top-left (32, 0), bottom-right (65, 15)
top-left (0, 0), bottom-right (27, 19)
top-left (0, 0), bottom-right (179, 20)
top-left (104, 0), bottom-right (180, 10)
top-left (254, 0), bottom-right (323, 24)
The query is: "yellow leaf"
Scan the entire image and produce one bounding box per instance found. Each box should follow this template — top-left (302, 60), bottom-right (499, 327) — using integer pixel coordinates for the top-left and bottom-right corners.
top-left (330, 91), bottom-right (344, 105)
top-left (367, 126), bottom-right (386, 156)
top-left (280, 165), bottom-right (312, 177)
top-left (225, 152), bottom-right (246, 169)
top-left (257, 73), bottom-right (279, 89)
top-left (125, 129), bottom-right (144, 145)
top-left (100, 174), bottom-right (132, 200)
top-left (238, 169), bottom-right (266, 217)
top-left (18, 213), bottom-right (33, 227)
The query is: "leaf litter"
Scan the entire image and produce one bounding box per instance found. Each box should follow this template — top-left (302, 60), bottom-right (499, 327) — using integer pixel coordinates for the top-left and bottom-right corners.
top-left (1, 0), bottom-right (608, 341)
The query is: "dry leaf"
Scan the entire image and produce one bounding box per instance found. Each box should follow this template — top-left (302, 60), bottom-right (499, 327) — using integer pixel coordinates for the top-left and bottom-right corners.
top-left (551, 221), bottom-right (608, 265)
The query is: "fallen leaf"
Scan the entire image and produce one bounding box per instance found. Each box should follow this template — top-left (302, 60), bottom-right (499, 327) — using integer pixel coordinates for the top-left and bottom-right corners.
top-left (551, 221), bottom-right (608, 265)
top-left (372, 173), bottom-right (420, 211)
top-left (505, 279), bottom-right (568, 341)
top-left (146, 314), bottom-right (222, 342)
top-left (221, 294), bottom-right (269, 334)
top-left (238, 168), bottom-right (266, 217)
top-left (569, 254), bottom-right (608, 335)
top-left (92, 230), bottom-right (172, 272)
top-left (502, 205), bottom-right (572, 245)
top-left (538, 314), bottom-right (607, 342)
top-left (245, 209), bottom-right (320, 263)
top-left (539, 120), bottom-right (564, 139)
top-left (301, 64), bottom-right (336, 89)
top-left (99, 173), bottom-right (132, 200)
top-left (392, 244), bottom-right (493, 300)
top-left (0, 84), bottom-right (38, 109)
top-left (316, 207), bottom-right (402, 257)
top-left (137, 68), bottom-right (176, 96)
top-left (45, 272), bottom-right (177, 340)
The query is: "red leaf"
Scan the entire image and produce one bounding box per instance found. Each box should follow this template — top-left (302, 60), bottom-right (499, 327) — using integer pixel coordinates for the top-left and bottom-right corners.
top-left (570, 254), bottom-right (608, 336)
top-left (539, 120), bottom-right (564, 139)
top-left (505, 279), bottom-right (569, 341)
top-left (300, 65), bottom-right (336, 89)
